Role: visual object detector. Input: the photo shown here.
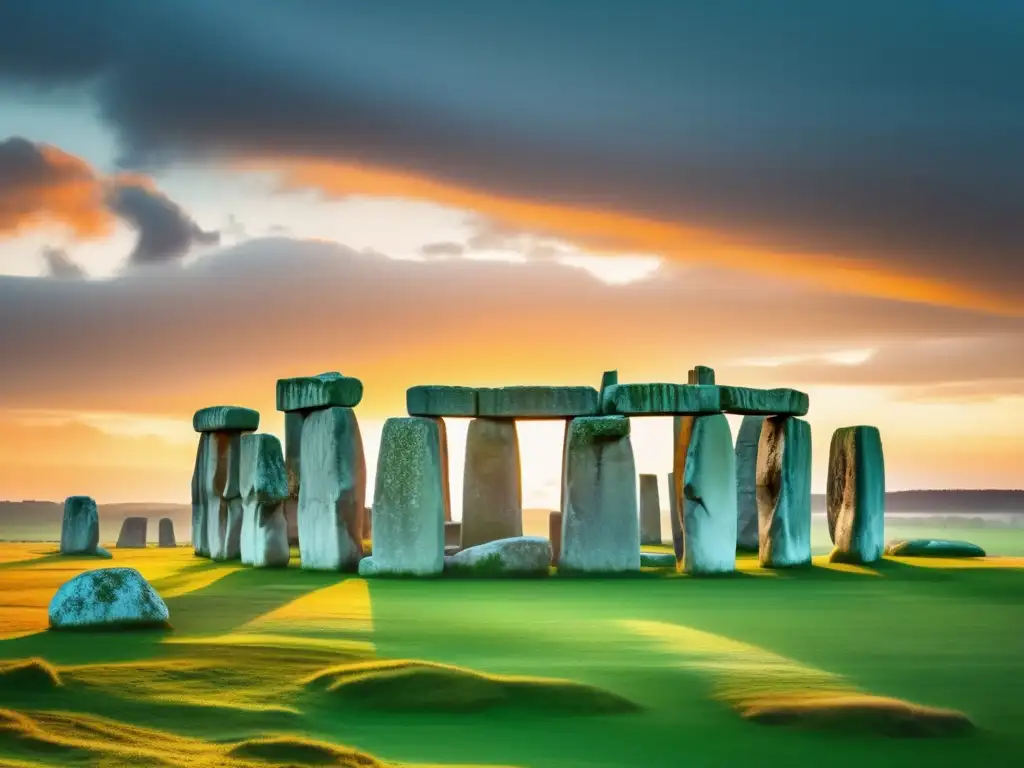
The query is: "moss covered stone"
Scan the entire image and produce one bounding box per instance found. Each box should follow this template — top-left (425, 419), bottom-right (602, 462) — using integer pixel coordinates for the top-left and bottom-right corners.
top-left (719, 386), bottom-right (809, 417)
top-left (192, 405), bottom-right (260, 432)
top-left (885, 539), bottom-right (986, 558)
top-left (406, 385), bottom-right (478, 417)
top-left (48, 567), bottom-right (169, 630)
top-left (276, 372), bottom-right (363, 412)
top-left (477, 386), bottom-right (599, 419)
top-left (445, 536), bottom-right (552, 577)
top-left (601, 383), bottom-right (722, 415)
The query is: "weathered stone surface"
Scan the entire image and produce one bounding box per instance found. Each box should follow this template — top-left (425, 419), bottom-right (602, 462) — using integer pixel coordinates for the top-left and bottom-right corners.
top-left (640, 552), bottom-right (677, 568)
top-left (239, 434), bottom-right (290, 568)
top-left (827, 426), bottom-right (885, 564)
top-left (60, 496), bottom-right (99, 555)
top-left (192, 406), bottom-right (260, 433)
top-left (558, 419), bottom-right (570, 518)
top-left (601, 383), bottom-right (722, 416)
top-left (734, 415), bottom-right (765, 553)
top-left (368, 417), bottom-right (445, 576)
top-left (560, 416), bottom-right (640, 573)
top-left (461, 418), bottom-right (522, 548)
top-left (548, 510), bottom-right (562, 565)
top-left (363, 506), bottom-right (373, 540)
top-left (638, 474), bottom-right (662, 545)
top-left (446, 536), bottom-right (551, 576)
top-left (477, 386), bottom-right (599, 419)
top-left (283, 412), bottom-right (303, 546)
top-left (719, 387), bottom-right (809, 416)
top-left (193, 431), bottom-right (244, 559)
top-left (191, 434), bottom-right (209, 556)
top-left (116, 517), bottom-right (147, 548)
top-left (668, 472), bottom-right (682, 560)
top-left (673, 414), bottom-right (737, 575)
top-left (207, 498), bottom-right (243, 561)
top-left (406, 385), bottom-right (477, 417)
top-left (276, 371), bottom-right (363, 412)
top-left (298, 407), bottom-right (367, 571)
top-left (444, 521), bottom-right (462, 548)
top-left (431, 417), bottom-right (452, 521)
top-left (885, 539), bottom-right (986, 558)
top-left (688, 366), bottom-right (716, 385)
top-left (599, 370), bottom-right (618, 401)
top-left (757, 416), bottom-right (812, 568)
top-left (49, 568), bottom-right (169, 630)
top-left (158, 518), bottom-right (176, 548)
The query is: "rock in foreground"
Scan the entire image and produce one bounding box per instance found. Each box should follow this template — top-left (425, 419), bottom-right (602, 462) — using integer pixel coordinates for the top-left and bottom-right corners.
top-left (445, 536), bottom-right (551, 576)
top-left (885, 539), bottom-right (986, 558)
top-left (59, 496), bottom-right (99, 555)
top-left (48, 568), bottom-right (169, 630)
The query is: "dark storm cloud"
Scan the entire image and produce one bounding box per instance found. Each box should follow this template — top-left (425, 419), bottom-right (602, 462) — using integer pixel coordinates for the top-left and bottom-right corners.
top-left (40, 246), bottom-right (86, 279)
top-left (106, 182), bottom-right (220, 265)
top-left (1, 1), bottom-right (1022, 301)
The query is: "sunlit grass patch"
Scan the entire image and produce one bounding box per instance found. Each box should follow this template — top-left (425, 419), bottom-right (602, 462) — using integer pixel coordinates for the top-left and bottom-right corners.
top-left (0, 658), bottom-right (61, 690)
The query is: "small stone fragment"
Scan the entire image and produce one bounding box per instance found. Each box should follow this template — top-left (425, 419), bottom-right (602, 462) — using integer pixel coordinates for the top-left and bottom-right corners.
top-left (548, 510), bottom-right (562, 565)
top-left (192, 406), bottom-right (260, 433)
top-left (884, 539), bottom-right (986, 558)
top-left (406, 385), bottom-right (478, 417)
top-left (368, 417), bottom-right (446, 576)
top-left (640, 552), bottom-right (677, 568)
top-left (461, 418), bottom-right (522, 548)
top-left (158, 518), bottom-right (176, 548)
top-left (688, 366), bottom-right (716, 385)
top-left (638, 474), bottom-right (662, 545)
top-left (276, 371), bottom-right (364, 412)
top-left (719, 387), bottom-right (809, 416)
top-left (560, 416), bottom-right (639, 573)
top-left (602, 383), bottom-right (722, 416)
top-left (446, 536), bottom-right (552, 576)
top-left (116, 517), bottom-right (147, 548)
top-left (477, 386), bottom-right (600, 419)
top-left (48, 568), bottom-right (169, 630)
top-left (599, 370), bottom-right (618, 401)
top-left (444, 521), bottom-right (462, 548)
top-left (757, 416), bottom-right (812, 568)
top-left (60, 496), bottom-right (99, 555)
top-left (734, 415), bottom-right (765, 552)
top-left (827, 426), bottom-right (885, 564)
top-left (298, 407), bottom-right (367, 571)
top-left (239, 433), bottom-right (290, 568)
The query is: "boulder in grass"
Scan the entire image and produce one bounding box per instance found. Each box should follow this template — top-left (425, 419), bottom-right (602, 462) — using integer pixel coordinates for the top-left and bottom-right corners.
top-left (60, 496), bottom-right (99, 555)
top-left (885, 539), bottom-right (986, 558)
top-left (445, 536), bottom-right (551, 576)
top-left (49, 568), bottom-right (169, 630)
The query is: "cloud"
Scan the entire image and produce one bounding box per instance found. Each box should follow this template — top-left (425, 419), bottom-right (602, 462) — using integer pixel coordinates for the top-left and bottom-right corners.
top-left (0, 136), bottom-right (217, 265)
top-left (40, 246), bottom-right (86, 279)
top-left (1, 2), bottom-right (1022, 314)
top-left (419, 241), bottom-right (464, 259)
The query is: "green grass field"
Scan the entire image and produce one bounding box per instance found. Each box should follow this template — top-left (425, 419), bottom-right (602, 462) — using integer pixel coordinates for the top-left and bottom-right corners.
top-left (1, 537), bottom-right (1023, 767)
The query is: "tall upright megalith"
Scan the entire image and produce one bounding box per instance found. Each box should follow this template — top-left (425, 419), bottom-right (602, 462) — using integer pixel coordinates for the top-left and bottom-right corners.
top-left (638, 474), bottom-right (662, 545)
top-left (735, 415), bottom-right (765, 553)
top-left (158, 518), bottom-right (176, 548)
top-left (362, 417), bottom-right (445, 576)
top-left (240, 433), bottom-right (290, 568)
top-left (668, 471), bottom-right (682, 560)
top-left (757, 417), bottom-right (812, 568)
top-left (827, 426), bottom-right (885, 564)
top-left (60, 496), bottom-right (100, 555)
top-left (461, 418), bottom-right (522, 548)
top-left (560, 416), bottom-right (640, 573)
top-left (672, 413), bottom-right (737, 575)
top-left (116, 517), bottom-right (148, 548)
top-left (298, 407), bottom-right (367, 571)
top-left (283, 411), bottom-right (304, 546)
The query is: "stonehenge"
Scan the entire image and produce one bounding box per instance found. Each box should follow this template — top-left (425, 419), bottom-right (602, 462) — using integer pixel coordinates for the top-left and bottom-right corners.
top-left (158, 518), bottom-right (176, 548)
top-left (116, 517), bottom-right (148, 548)
top-left (60, 496), bottom-right (100, 555)
top-left (181, 364), bottom-right (891, 579)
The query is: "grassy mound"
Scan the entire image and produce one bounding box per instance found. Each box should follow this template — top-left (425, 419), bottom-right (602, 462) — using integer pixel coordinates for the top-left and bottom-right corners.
top-left (301, 659), bottom-right (641, 715)
top-left (0, 658), bottom-right (62, 690)
top-left (740, 694), bottom-right (974, 737)
top-left (227, 736), bottom-right (384, 766)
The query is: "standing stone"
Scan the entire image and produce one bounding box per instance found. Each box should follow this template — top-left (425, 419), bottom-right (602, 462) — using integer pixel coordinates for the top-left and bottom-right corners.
top-left (599, 370), bottom-right (618, 402)
top-left (430, 417), bottom-right (452, 521)
top-left (116, 517), bottom-right (148, 548)
top-left (672, 414), bottom-right (737, 575)
top-left (203, 431), bottom-right (244, 562)
top-left (827, 426), bottom-right (885, 564)
top-left (734, 415), bottom-right (765, 552)
top-left (363, 506), bottom-right (373, 540)
top-left (558, 419), bottom-right (570, 517)
top-left (60, 496), bottom-right (99, 555)
top-left (461, 418), bottom-right (522, 548)
top-left (191, 434), bottom-right (209, 556)
top-left (298, 407), bottom-right (367, 571)
top-left (638, 474), bottom-right (662, 545)
top-left (668, 472), bottom-right (682, 560)
top-left (757, 417), bottom-right (812, 568)
top-left (688, 366), bottom-right (716, 385)
top-left (363, 417), bottom-right (445, 576)
top-left (444, 521), bottom-right (462, 549)
top-left (548, 510), bottom-right (562, 565)
top-left (283, 411), bottom-right (304, 546)
top-left (240, 433), bottom-right (290, 568)
top-left (158, 518), bottom-right (176, 548)
top-left (560, 416), bottom-right (640, 573)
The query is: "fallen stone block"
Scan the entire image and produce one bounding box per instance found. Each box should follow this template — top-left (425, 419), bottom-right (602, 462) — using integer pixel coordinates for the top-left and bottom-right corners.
top-left (462, 418), bottom-right (522, 548)
top-left (444, 545), bottom-right (461, 557)
top-left (885, 539), bottom-right (986, 558)
top-left (158, 518), bottom-right (176, 548)
top-left (276, 371), bottom-right (363, 412)
top-left (298, 407), bottom-right (367, 571)
top-left (601, 383), bottom-right (722, 416)
top-left (673, 414), bottom-right (737, 575)
top-left (734, 415), bottom-right (765, 553)
top-left (49, 567), bottom-right (169, 630)
top-left (406, 385), bottom-right (478, 417)
top-left (477, 386), bottom-right (600, 419)
top-left (560, 416), bottom-right (639, 573)
top-left (239, 433), bottom-right (290, 568)
top-left (60, 496), bottom-right (99, 555)
top-left (827, 426), bottom-right (885, 564)
top-left (368, 417), bottom-right (446, 576)
top-left (640, 552), bottom-right (677, 568)
top-left (445, 536), bottom-right (551, 576)
top-left (192, 405), bottom-right (260, 433)
top-left (719, 386), bottom-right (809, 416)
top-left (757, 416), bottom-right (812, 568)
top-left (116, 517), bottom-right (148, 548)
top-left (638, 474), bottom-right (662, 545)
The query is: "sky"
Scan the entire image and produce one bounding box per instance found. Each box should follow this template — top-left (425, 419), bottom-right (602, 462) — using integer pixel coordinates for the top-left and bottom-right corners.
top-left (0, 0), bottom-right (1022, 509)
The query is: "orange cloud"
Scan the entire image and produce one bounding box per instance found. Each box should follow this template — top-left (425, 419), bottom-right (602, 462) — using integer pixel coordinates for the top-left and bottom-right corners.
top-left (262, 158), bottom-right (1022, 318)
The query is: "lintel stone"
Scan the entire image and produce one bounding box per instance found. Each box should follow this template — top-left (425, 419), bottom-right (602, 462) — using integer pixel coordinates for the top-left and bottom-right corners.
top-left (719, 386), bottom-right (809, 416)
top-left (477, 386), bottom-right (599, 419)
top-left (407, 385), bottom-right (478, 417)
top-left (601, 383), bottom-right (722, 416)
top-left (276, 372), bottom-right (363, 412)
top-left (192, 406), bottom-right (260, 433)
